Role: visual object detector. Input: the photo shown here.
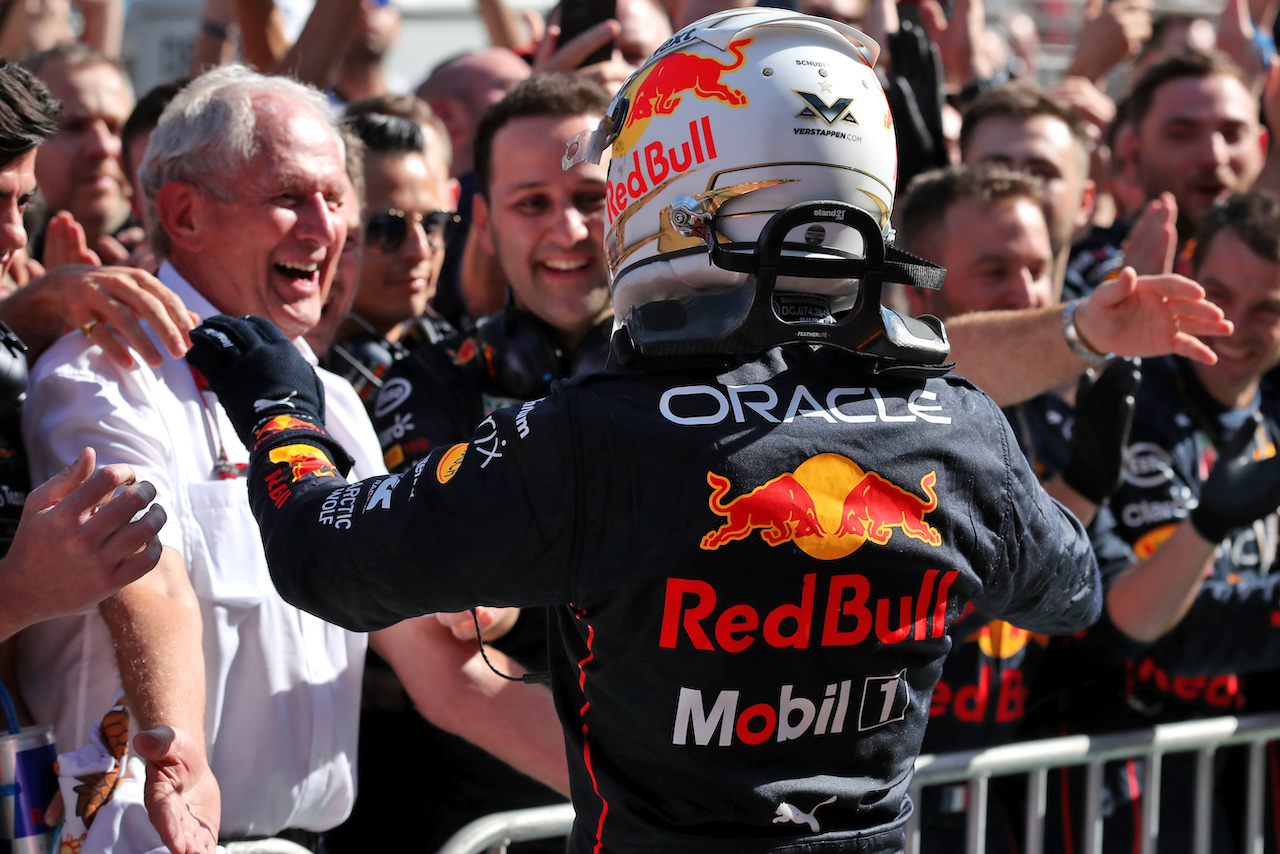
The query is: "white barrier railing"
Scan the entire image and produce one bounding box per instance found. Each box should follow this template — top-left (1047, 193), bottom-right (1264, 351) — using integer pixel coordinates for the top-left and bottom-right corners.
top-left (433, 712), bottom-right (1280, 854)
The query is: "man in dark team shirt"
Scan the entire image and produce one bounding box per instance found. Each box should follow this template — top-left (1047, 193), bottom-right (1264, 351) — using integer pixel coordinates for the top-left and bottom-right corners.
top-left (355, 72), bottom-right (611, 853)
top-left (1033, 189), bottom-right (1280, 853)
top-left (373, 73), bottom-right (612, 474)
top-left (896, 164), bottom-right (1141, 849)
top-left (180, 10), bottom-right (1233, 854)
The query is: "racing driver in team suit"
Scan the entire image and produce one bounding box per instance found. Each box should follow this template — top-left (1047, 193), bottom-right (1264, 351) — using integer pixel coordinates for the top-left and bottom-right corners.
top-left (179, 12), bottom-right (1107, 852)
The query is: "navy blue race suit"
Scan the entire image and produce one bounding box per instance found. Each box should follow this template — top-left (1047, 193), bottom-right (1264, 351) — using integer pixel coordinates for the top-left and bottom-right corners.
top-left (916, 390), bottom-right (1073, 852)
top-left (240, 343), bottom-right (1101, 854)
top-left (334, 311), bottom-right (598, 854)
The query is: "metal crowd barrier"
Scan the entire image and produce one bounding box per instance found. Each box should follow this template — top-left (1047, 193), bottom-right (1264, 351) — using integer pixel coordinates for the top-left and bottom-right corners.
top-left (433, 712), bottom-right (1280, 854)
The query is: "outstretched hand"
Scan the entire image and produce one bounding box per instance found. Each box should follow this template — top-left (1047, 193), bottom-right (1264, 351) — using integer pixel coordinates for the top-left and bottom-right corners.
top-left (28, 263), bottom-right (196, 368)
top-left (1074, 267), bottom-right (1233, 365)
top-left (135, 726), bottom-right (220, 854)
top-left (0, 447), bottom-right (166, 639)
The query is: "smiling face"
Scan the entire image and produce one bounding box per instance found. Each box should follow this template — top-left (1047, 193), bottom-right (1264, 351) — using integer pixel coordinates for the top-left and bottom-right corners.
top-left (1191, 229), bottom-right (1280, 409)
top-left (1134, 73), bottom-right (1267, 239)
top-left (913, 196), bottom-right (1054, 319)
top-left (176, 96), bottom-right (348, 338)
top-left (474, 113), bottom-right (611, 348)
top-left (0, 149), bottom-right (37, 282)
top-left (353, 150), bottom-right (450, 334)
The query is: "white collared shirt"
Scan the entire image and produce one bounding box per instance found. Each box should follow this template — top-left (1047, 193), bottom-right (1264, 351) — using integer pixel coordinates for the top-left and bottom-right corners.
top-left (18, 262), bottom-right (385, 846)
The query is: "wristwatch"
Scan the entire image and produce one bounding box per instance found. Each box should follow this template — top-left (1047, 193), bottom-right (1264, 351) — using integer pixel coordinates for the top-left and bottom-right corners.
top-left (1062, 299), bottom-right (1113, 364)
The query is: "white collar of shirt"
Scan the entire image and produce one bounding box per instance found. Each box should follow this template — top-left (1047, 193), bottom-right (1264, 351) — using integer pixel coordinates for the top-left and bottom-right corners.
top-left (159, 260), bottom-right (320, 366)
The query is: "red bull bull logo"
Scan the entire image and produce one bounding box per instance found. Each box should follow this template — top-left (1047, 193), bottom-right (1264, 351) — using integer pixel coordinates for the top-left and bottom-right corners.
top-left (833, 470), bottom-right (940, 546)
top-left (268, 443), bottom-right (340, 483)
top-left (701, 454), bottom-right (942, 559)
top-left (254, 415), bottom-right (324, 443)
top-left (963, 619), bottom-right (1048, 660)
top-left (612, 37), bottom-right (752, 158)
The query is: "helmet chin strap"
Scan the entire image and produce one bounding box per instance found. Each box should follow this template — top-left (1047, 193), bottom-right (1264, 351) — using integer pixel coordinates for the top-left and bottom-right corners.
top-left (619, 200), bottom-right (955, 378)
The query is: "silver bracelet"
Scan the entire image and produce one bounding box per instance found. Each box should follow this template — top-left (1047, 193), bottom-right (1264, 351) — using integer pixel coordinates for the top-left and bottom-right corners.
top-left (1062, 298), bottom-right (1113, 364)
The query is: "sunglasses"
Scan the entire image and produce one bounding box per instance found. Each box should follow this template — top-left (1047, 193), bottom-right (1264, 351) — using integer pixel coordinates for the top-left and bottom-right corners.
top-left (365, 209), bottom-right (460, 254)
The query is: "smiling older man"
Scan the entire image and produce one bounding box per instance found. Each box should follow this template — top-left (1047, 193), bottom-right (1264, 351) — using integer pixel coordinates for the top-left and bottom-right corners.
top-left (18, 65), bottom-right (379, 854)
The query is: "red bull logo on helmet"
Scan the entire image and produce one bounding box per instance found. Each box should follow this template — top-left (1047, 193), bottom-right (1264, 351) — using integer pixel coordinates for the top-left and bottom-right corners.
top-left (701, 454), bottom-right (941, 560)
top-left (611, 36), bottom-right (753, 159)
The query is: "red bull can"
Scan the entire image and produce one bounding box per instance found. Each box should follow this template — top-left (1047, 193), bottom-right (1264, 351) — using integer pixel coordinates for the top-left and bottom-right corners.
top-left (0, 725), bottom-right (57, 854)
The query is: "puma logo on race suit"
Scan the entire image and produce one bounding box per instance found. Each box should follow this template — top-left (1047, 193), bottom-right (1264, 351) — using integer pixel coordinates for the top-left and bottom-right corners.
top-left (773, 796), bottom-right (837, 832)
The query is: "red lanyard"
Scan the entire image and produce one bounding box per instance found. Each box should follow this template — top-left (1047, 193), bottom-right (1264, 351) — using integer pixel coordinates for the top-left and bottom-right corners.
top-left (189, 366), bottom-right (247, 480)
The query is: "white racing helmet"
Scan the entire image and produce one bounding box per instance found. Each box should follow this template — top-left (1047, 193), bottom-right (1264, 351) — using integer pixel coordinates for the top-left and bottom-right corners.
top-left (564, 8), bottom-right (950, 373)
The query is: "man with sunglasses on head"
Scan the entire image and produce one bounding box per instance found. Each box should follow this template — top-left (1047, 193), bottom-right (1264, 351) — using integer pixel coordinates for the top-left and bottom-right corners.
top-left (321, 106), bottom-right (460, 411)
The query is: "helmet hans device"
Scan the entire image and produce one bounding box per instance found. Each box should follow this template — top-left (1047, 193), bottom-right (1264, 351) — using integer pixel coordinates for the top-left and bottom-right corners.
top-left (564, 9), bottom-right (952, 376)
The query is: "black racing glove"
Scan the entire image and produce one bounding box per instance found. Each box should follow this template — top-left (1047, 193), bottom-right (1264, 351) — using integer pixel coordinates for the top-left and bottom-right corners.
top-left (884, 21), bottom-right (948, 193)
top-left (1060, 357), bottom-right (1142, 505)
top-left (1190, 412), bottom-right (1280, 543)
top-left (186, 314), bottom-right (352, 474)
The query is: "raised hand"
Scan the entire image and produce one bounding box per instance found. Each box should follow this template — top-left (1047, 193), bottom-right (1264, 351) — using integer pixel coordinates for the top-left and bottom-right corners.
top-left (1074, 267), bottom-right (1233, 365)
top-left (1066, 0), bottom-right (1153, 83)
top-left (1121, 193), bottom-right (1177, 276)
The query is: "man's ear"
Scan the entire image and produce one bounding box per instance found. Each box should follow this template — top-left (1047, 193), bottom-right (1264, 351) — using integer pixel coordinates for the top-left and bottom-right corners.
top-left (1076, 178), bottom-right (1097, 231)
top-left (471, 191), bottom-right (495, 255)
top-left (155, 182), bottom-right (205, 253)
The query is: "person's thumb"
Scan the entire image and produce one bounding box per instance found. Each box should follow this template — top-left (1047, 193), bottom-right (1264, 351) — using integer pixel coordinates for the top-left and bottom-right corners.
top-left (1083, 0), bottom-right (1104, 21)
top-left (30, 447), bottom-right (95, 509)
top-left (133, 725), bottom-right (177, 763)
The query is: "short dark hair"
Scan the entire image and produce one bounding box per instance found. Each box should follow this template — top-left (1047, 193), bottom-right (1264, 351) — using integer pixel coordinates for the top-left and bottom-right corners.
top-left (473, 73), bottom-right (609, 198)
top-left (0, 59), bottom-right (59, 166)
top-left (960, 83), bottom-right (1091, 168)
top-left (341, 110), bottom-right (426, 155)
top-left (896, 164), bottom-right (1044, 261)
top-left (1126, 48), bottom-right (1251, 133)
top-left (345, 94), bottom-right (451, 172)
top-left (122, 77), bottom-right (191, 184)
top-left (1192, 191), bottom-right (1280, 273)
